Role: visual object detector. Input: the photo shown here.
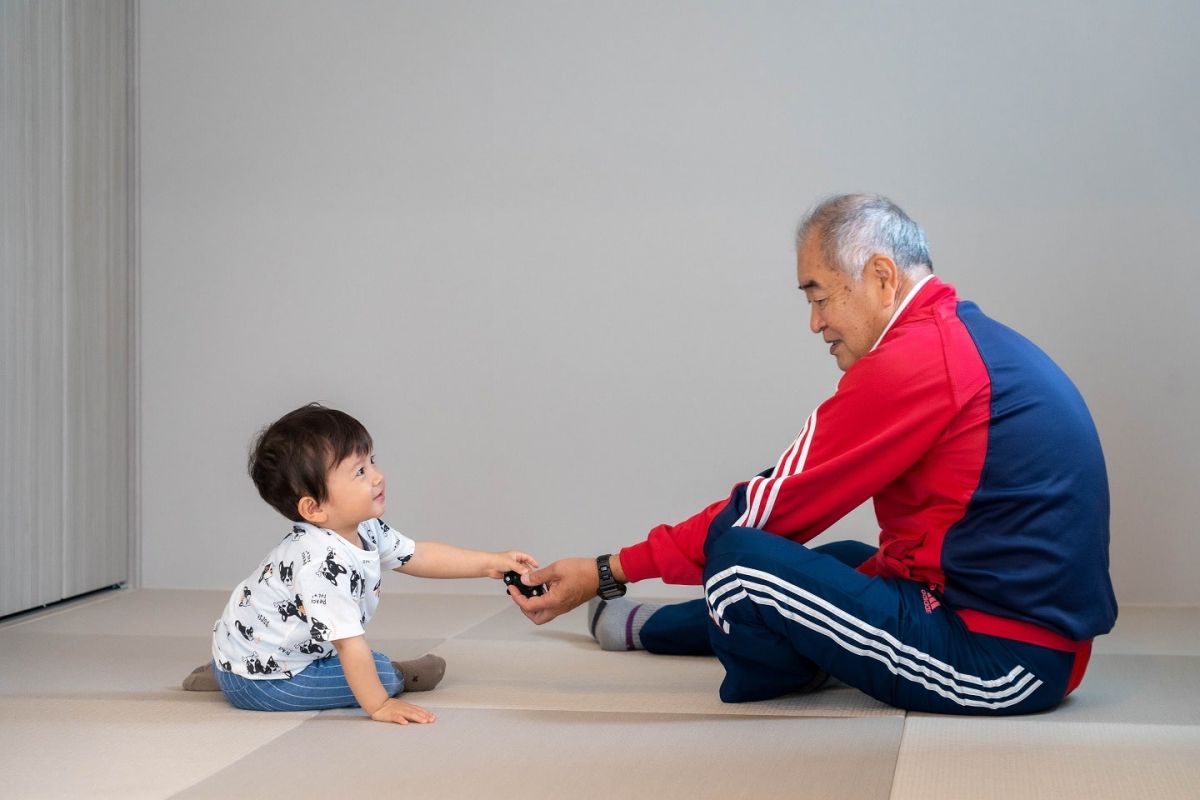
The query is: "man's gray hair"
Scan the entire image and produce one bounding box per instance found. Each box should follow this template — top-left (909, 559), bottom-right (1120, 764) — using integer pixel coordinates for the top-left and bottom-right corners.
top-left (796, 194), bottom-right (932, 280)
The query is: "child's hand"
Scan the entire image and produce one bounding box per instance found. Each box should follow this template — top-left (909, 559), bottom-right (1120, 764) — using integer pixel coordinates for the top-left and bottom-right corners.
top-left (485, 550), bottom-right (539, 580)
top-left (370, 697), bottom-right (436, 725)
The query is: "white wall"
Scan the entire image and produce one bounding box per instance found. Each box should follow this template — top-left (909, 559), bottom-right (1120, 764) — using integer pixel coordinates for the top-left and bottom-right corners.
top-left (140, 1), bottom-right (1200, 603)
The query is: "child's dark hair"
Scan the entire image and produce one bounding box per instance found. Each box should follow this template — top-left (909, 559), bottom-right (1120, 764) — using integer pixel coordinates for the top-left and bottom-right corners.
top-left (248, 403), bottom-right (374, 521)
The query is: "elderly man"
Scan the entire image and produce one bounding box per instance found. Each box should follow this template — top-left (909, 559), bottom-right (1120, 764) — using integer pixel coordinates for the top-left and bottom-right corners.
top-left (511, 194), bottom-right (1116, 715)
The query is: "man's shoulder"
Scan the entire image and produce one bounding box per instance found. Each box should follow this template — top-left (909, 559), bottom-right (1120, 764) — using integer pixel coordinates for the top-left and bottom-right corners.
top-left (862, 313), bottom-right (952, 378)
top-left (847, 302), bottom-right (987, 405)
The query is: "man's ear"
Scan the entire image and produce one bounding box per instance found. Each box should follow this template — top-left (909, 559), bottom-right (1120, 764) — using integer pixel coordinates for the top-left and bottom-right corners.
top-left (297, 496), bottom-right (326, 525)
top-left (867, 254), bottom-right (901, 306)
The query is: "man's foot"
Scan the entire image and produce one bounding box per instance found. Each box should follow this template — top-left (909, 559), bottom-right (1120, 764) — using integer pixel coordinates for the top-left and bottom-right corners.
top-left (587, 597), bottom-right (660, 651)
top-left (392, 654), bottom-right (447, 693)
top-left (181, 662), bottom-right (221, 691)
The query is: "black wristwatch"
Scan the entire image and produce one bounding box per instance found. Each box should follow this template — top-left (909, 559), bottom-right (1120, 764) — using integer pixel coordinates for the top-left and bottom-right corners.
top-left (595, 554), bottom-right (626, 600)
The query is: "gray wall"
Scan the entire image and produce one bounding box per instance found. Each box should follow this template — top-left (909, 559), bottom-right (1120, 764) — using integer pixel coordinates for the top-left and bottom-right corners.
top-left (1, 0), bottom-right (132, 616)
top-left (139, 1), bottom-right (1200, 603)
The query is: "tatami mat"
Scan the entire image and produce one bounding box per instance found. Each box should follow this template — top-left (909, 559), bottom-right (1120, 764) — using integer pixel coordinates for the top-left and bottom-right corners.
top-left (7, 589), bottom-right (229, 637)
top-left (0, 590), bottom-right (1196, 799)
top-left (455, 597), bottom-right (676, 644)
top-left (0, 632), bottom-right (228, 696)
top-left (174, 708), bottom-right (905, 800)
top-left (423, 638), bottom-right (898, 717)
top-left (363, 592), bottom-right (513, 638)
top-left (458, 599), bottom-right (599, 642)
top-left (891, 717), bottom-right (1200, 800)
top-left (1093, 604), bottom-right (1200, 656)
top-left (1048, 654), bottom-right (1200, 726)
top-left (0, 696), bottom-right (314, 799)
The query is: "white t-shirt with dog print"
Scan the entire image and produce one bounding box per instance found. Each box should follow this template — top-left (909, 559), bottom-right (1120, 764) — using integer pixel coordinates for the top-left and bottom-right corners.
top-left (212, 518), bottom-right (415, 680)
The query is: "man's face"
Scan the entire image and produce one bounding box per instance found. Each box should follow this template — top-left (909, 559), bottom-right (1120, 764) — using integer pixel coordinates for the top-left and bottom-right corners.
top-left (796, 235), bottom-right (896, 371)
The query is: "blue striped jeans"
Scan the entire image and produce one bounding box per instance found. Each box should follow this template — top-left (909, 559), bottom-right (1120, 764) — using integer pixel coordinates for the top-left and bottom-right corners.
top-left (214, 651), bottom-right (403, 712)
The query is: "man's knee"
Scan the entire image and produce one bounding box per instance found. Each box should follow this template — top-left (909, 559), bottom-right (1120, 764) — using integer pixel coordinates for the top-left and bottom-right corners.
top-left (704, 526), bottom-right (816, 583)
top-left (812, 540), bottom-right (877, 569)
top-left (705, 525), bottom-right (757, 566)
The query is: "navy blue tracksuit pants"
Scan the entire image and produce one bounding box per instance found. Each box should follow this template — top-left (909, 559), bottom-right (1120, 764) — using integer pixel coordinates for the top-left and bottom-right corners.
top-left (640, 528), bottom-right (1077, 716)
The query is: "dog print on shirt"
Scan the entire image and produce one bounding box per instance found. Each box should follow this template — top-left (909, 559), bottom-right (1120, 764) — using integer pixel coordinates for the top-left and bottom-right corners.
top-left (275, 594), bottom-right (307, 623)
top-left (318, 549), bottom-right (347, 586)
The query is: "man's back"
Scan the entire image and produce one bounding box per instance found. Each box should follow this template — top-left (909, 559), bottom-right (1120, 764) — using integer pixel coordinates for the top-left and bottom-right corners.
top-left (940, 301), bottom-right (1117, 641)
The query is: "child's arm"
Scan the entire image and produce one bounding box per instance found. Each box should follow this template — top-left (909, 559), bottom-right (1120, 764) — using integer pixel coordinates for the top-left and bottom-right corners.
top-left (332, 635), bottom-right (436, 725)
top-left (396, 542), bottom-right (537, 580)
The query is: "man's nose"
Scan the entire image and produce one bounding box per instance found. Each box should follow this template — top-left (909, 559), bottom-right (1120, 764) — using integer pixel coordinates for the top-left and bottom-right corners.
top-left (809, 306), bottom-right (824, 334)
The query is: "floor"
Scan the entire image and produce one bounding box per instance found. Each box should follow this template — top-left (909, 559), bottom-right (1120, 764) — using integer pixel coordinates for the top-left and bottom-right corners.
top-left (0, 589), bottom-right (1197, 799)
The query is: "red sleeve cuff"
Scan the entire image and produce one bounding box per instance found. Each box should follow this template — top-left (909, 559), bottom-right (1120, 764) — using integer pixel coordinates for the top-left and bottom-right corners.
top-left (617, 541), bottom-right (659, 583)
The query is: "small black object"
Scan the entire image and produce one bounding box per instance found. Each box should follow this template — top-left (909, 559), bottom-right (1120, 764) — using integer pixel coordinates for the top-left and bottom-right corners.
top-left (504, 570), bottom-right (545, 598)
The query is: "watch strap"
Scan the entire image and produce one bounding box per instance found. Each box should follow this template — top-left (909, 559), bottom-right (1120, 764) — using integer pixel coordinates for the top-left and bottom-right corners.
top-left (596, 554), bottom-right (626, 599)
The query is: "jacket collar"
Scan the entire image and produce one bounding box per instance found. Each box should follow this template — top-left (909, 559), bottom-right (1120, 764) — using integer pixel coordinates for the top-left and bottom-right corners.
top-left (868, 273), bottom-right (951, 354)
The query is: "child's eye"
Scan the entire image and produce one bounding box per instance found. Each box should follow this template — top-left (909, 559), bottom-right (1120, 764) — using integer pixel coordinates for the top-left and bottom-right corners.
top-left (370, 454), bottom-right (376, 464)
top-left (355, 467), bottom-right (365, 477)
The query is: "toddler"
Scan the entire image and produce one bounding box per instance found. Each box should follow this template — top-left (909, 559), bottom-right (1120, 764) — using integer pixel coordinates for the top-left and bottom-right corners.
top-left (182, 403), bottom-right (536, 725)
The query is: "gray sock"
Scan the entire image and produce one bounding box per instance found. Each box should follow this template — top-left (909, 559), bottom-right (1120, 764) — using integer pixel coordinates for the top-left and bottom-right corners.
top-left (181, 661), bottom-right (220, 691)
top-left (391, 654), bottom-right (446, 693)
top-left (587, 597), bottom-right (661, 651)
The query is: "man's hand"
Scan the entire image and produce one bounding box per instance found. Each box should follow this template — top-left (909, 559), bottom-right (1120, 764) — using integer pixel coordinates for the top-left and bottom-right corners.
top-left (507, 557), bottom-right (600, 624)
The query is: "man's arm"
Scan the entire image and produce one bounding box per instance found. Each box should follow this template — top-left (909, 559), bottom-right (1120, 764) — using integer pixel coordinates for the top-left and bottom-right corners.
top-left (510, 335), bottom-right (960, 624)
top-left (620, 336), bottom-right (961, 586)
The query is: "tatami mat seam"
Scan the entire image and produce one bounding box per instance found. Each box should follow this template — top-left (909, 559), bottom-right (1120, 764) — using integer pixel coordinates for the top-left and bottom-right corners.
top-left (418, 702), bottom-right (897, 720)
top-left (887, 712), bottom-right (913, 800)
top-left (0, 588), bottom-right (126, 631)
top-left (443, 606), bottom-right (510, 638)
top-left (164, 714), bottom-right (319, 799)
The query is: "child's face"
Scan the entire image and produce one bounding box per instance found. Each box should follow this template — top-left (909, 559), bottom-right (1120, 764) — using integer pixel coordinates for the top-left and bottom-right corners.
top-left (319, 451), bottom-right (386, 533)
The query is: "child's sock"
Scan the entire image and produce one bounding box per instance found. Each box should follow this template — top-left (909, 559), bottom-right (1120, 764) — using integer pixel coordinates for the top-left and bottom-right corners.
top-left (587, 597), bottom-right (660, 651)
top-left (392, 654), bottom-right (446, 693)
top-left (181, 662), bottom-right (221, 691)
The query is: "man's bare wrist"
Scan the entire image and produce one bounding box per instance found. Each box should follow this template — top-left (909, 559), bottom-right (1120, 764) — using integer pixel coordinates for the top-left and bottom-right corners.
top-left (609, 554), bottom-right (628, 583)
